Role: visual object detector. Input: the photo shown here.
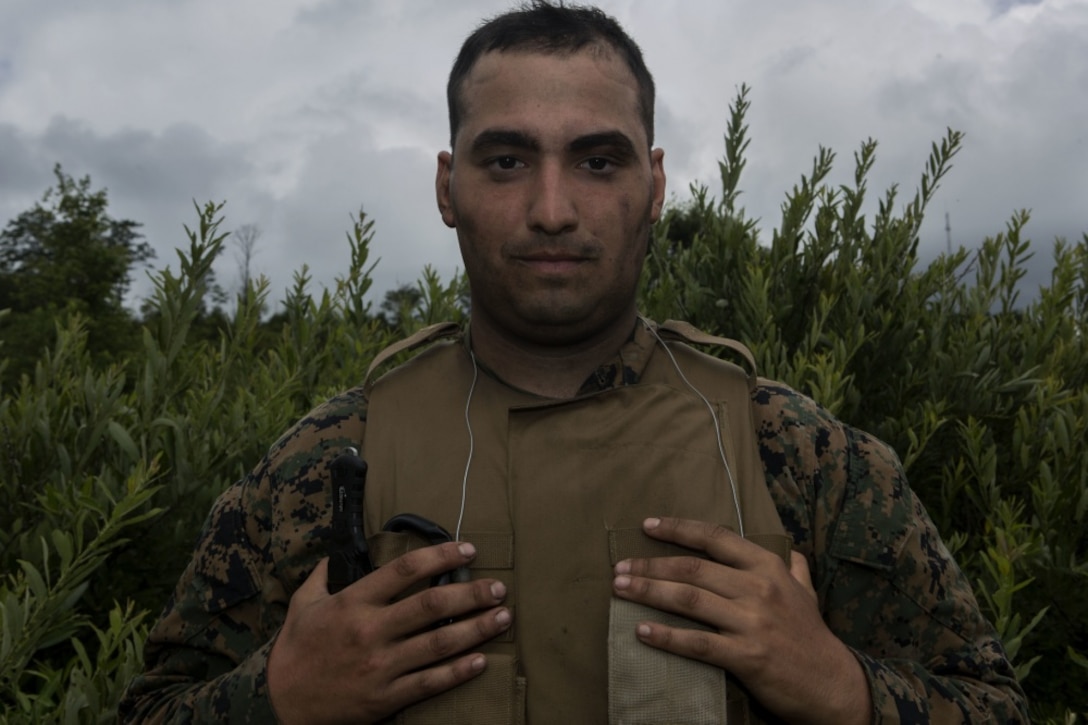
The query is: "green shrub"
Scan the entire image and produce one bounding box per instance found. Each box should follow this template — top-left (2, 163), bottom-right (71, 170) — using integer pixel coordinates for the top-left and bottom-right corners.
top-left (0, 92), bottom-right (1083, 720)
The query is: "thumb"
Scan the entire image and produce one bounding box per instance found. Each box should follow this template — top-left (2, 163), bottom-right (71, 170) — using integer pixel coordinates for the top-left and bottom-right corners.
top-left (789, 551), bottom-right (817, 601)
top-left (294, 556), bottom-right (331, 603)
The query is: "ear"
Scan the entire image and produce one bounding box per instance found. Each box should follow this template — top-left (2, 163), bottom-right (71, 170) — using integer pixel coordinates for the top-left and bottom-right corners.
top-left (436, 150), bottom-right (456, 228)
top-left (649, 147), bottom-right (666, 223)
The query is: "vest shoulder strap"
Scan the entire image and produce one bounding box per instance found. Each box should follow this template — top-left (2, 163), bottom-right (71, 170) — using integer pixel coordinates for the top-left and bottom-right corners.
top-left (363, 321), bottom-right (461, 391)
top-left (366, 319), bottom-right (757, 389)
top-left (654, 318), bottom-right (758, 378)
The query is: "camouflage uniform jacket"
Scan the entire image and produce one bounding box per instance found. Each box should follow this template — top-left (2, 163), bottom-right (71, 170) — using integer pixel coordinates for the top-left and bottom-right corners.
top-left (120, 323), bottom-right (1028, 723)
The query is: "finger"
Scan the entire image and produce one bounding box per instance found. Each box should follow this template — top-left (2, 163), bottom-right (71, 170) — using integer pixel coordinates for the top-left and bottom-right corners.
top-left (613, 573), bottom-right (749, 634)
top-left (385, 578), bottom-right (509, 638)
top-left (641, 517), bottom-right (774, 570)
top-left (346, 542), bottom-right (478, 603)
top-left (393, 604), bottom-right (513, 673)
top-left (384, 651), bottom-right (490, 709)
top-left (615, 555), bottom-right (747, 599)
top-left (633, 620), bottom-right (758, 672)
top-left (789, 551), bottom-right (817, 601)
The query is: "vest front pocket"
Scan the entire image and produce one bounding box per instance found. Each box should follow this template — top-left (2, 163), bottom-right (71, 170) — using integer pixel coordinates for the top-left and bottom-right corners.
top-left (606, 527), bottom-right (789, 725)
top-left (607, 527), bottom-right (728, 725)
top-left (394, 653), bottom-right (525, 725)
top-left (366, 531), bottom-right (523, 724)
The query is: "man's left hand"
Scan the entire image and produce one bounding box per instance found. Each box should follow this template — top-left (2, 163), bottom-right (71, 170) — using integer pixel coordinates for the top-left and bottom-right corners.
top-left (612, 516), bottom-right (871, 725)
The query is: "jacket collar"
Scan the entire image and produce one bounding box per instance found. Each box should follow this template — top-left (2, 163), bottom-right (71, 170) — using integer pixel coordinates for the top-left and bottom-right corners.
top-left (461, 318), bottom-right (657, 398)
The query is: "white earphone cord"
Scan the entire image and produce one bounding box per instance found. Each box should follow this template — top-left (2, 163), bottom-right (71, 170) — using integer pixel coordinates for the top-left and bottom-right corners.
top-left (454, 324), bottom-right (746, 541)
top-left (454, 349), bottom-right (479, 542)
top-left (643, 319), bottom-right (747, 539)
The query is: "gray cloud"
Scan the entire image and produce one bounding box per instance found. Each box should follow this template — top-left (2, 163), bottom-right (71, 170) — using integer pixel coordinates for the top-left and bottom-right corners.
top-left (0, 0), bottom-right (1084, 313)
top-left (268, 126), bottom-right (459, 305)
top-left (0, 116), bottom-right (269, 300)
top-left (989, 0), bottom-right (1046, 16)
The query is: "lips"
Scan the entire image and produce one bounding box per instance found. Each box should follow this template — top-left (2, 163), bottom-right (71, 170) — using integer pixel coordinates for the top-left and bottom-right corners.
top-left (508, 240), bottom-right (600, 265)
top-left (512, 247), bottom-right (597, 277)
top-left (518, 252), bottom-right (587, 263)
top-left (518, 259), bottom-right (586, 277)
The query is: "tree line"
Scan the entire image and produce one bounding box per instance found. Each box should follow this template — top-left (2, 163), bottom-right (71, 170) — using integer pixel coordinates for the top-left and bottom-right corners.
top-left (0, 166), bottom-right (437, 388)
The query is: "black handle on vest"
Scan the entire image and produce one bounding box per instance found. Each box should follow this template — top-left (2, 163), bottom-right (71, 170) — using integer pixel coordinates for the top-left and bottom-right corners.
top-left (326, 449), bottom-right (468, 597)
top-left (328, 449), bottom-right (373, 593)
top-left (382, 514), bottom-right (470, 588)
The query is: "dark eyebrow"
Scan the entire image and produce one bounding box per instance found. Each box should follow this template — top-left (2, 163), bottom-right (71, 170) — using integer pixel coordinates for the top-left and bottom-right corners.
top-left (470, 129), bottom-right (539, 154)
top-left (568, 131), bottom-right (638, 158)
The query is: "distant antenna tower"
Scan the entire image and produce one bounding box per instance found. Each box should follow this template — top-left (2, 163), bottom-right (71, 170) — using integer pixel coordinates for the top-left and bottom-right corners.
top-left (945, 212), bottom-right (952, 255)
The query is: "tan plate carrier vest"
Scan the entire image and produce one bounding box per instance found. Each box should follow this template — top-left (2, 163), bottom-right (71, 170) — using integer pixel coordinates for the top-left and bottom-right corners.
top-left (359, 320), bottom-right (790, 724)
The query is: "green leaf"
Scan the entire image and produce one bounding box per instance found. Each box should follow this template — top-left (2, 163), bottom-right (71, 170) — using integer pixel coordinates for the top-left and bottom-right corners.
top-left (107, 420), bottom-right (140, 461)
top-left (17, 560), bottom-right (48, 600)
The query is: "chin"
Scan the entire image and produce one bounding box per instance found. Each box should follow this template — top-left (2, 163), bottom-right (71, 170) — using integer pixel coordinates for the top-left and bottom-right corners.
top-left (511, 307), bottom-right (630, 346)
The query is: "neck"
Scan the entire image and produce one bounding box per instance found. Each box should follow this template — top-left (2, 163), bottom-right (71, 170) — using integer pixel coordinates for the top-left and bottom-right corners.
top-left (468, 312), bottom-right (638, 399)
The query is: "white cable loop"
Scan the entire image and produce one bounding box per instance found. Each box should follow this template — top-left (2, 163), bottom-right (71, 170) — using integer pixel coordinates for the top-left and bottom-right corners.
top-left (642, 318), bottom-right (746, 539)
top-left (455, 348), bottom-right (479, 541)
top-left (456, 323), bottom-right (746, 540)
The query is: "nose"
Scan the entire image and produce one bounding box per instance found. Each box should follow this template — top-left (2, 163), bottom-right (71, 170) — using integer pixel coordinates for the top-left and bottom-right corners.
top-left (527, 161), bottom-right (577, 235)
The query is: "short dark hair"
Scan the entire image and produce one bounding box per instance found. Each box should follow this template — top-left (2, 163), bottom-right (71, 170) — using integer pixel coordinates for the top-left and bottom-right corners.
top-left (446, 1), bottom-right (656, 149)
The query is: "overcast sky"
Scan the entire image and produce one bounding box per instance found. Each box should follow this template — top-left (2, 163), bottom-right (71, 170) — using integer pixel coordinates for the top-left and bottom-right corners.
top-left (1, 0), bottom-right (1085, 310)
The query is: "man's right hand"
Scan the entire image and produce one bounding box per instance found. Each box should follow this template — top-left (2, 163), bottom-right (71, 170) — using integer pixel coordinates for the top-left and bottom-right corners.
top-left (267, 542), bottom-right (511, 724)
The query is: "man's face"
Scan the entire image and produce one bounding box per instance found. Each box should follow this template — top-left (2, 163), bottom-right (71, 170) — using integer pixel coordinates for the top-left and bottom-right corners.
top-left (436, 48), bottom-right (666, 346)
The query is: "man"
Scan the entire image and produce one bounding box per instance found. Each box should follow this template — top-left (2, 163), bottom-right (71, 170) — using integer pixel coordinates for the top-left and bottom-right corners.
top-left (121, 2), bottom-right (1028, 723)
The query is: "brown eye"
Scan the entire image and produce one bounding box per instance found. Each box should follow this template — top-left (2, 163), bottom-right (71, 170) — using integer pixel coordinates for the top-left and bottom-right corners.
top-left (493, 156), bottom-right (521, 170)
top-left (581, 156), bottom-right (616, 173)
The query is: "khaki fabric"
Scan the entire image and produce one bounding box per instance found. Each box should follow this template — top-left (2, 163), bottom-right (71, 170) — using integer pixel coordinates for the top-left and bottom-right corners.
top-left (608, 598), bottom-right (725, 724)
top-left (362, 322), bottom-right (788, 723)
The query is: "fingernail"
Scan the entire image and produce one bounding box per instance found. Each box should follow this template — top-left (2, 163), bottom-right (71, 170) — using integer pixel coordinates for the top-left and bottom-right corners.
top-left (490, 581), bottom-right (506, 599)
top-left (637, 623), bottom-right (652, 638)
top-left (471, 655), bottom-right (486, 671)
top-left (614, 560), bottom-right (631, 575)
top-left (458, 543), bottom-right (477, 558)
top-left (614, 575), bottom-right (631, 590)
top-left (495, 609), bottom-right (511, 627)
top-left (644, 517), bottom-right (661, 530)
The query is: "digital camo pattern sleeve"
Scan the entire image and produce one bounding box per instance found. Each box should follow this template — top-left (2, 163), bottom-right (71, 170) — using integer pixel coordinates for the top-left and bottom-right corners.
top-left (118, 387), bottom-right (368, 723)
top-left (753, 381), bottom-right (1029, 723)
